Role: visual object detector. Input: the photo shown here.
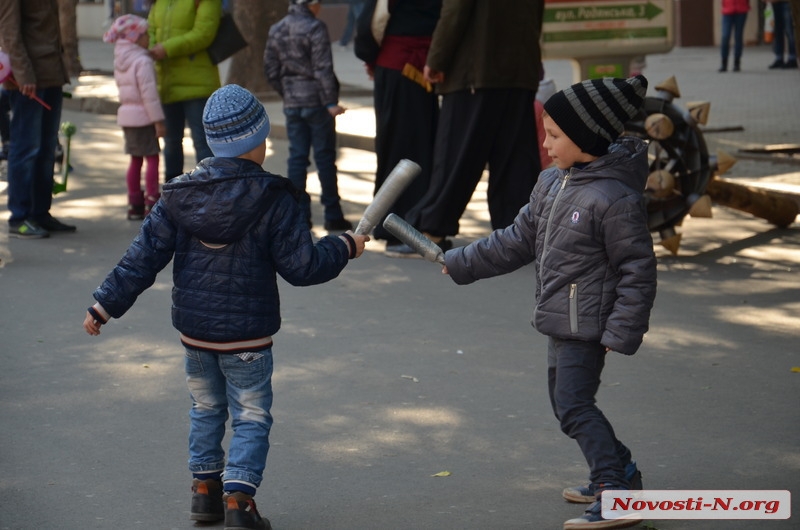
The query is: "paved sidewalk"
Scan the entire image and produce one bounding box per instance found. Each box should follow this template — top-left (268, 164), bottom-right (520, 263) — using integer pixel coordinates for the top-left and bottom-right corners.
top-left (0, 41), bottom-right (798, 530)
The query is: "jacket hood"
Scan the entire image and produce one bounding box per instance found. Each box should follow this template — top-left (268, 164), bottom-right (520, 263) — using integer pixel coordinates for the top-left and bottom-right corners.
top-left (161, 158), bottom-right (290, 244)
top-left (571, 136), bottom-right (649, 192)
top-left (114, 41), bottom-right (148, 74)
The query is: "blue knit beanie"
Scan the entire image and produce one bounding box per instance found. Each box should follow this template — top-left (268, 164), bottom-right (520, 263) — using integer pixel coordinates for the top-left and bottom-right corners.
top-left (203, 84), bottom-right (271, 158)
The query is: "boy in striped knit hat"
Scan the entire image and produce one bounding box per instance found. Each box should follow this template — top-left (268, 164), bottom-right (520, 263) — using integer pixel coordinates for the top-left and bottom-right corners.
top-left (82, 84), bottom-right (369, 530)
top-left (442, 75), bottom-right (657, 530)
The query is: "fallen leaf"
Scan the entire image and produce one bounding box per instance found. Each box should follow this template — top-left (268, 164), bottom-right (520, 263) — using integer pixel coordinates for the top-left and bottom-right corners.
top-left (431, 471), bottom-right (451, 477)
top-left (401, 375), bottom-right (419, 383)
top-left (791, 367), bottom-right (800, 373)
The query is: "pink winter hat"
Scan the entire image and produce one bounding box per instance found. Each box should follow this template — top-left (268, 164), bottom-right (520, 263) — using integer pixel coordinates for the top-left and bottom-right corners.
top-left (103, 14), bottom-right (148, 44)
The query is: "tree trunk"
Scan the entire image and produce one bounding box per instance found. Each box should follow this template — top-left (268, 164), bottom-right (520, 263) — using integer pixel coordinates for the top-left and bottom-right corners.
top-left (226, 0), bottom-right (287, 95)
top-left (58, 0), bottom-right (84, 77)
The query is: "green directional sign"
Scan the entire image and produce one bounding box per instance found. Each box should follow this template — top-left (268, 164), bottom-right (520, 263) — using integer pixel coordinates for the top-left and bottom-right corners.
top-left (542, 0), bottom-right (673, 59)
top-left (544, 2), bottom-right (664, 23)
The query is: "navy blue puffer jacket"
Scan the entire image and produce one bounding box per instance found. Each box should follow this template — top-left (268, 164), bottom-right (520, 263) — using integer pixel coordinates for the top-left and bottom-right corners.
top-left (93, 157), bottom-right (350, 346)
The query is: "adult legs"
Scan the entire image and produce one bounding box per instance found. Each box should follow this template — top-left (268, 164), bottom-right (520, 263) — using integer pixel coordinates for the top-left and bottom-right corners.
top-left (162, 102), bottom-right (187, 181)
top-left (719, 14), bottom-right (733, 70)
top-left (485, 88), bottom-right (539, 229)
top-left (732, 12), bottom-right (748, 69)
top-left (407, 90), bottom-right (492, 238)
top-left (184, 97), bottom-right (213, 163)
top-left (7, 87), bottom-right (62, 226)
top-left (372, 67), bottom-right (438, 242)
top-left (163, 98), bottom-right (212, 181)
top-left (547, 337), bottom-right (632, 487)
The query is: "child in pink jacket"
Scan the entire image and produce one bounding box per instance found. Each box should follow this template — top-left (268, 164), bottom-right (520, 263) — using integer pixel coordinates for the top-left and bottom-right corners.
top-left (104, 15), bottom-right (166, 220)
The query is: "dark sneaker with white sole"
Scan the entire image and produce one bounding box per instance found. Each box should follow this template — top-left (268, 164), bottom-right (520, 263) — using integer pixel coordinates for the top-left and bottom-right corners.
top-left (563, 499), bottom-right (642, 529)
top-left (9, 220), bottom-right (49, 238)
top-left (563, 461), bottom-right (642, 503)
top-left (190, 478), bottom-right (224, 522)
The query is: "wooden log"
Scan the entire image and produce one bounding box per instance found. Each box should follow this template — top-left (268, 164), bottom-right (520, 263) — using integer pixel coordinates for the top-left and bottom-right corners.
top-left (705, 178), bottom-right (799, 228)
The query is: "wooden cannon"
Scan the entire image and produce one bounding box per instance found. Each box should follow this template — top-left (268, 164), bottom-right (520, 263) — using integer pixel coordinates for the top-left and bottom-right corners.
top-left (624, 76), bottom-right (798, 255)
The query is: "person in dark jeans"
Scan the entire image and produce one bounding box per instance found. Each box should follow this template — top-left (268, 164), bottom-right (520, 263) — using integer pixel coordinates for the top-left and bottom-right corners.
top-left (1, 0), bottom-right (76, 238)
top-left (264, 0), bottom-right (353, 232)
top-left (338, 0), bottom-right (365, 46)
top-left (443, 76), bottom-right (656, 530)
top-left (0, 88), bottom-right (9, 161)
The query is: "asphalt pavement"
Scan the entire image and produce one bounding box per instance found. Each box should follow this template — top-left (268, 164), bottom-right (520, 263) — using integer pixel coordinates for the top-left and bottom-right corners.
top-left (0, 41), bottom-right (798, 530)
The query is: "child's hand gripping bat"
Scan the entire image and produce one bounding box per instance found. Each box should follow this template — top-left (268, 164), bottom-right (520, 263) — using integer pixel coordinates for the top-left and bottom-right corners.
top-left (354, 159), bottom-right (421, 235)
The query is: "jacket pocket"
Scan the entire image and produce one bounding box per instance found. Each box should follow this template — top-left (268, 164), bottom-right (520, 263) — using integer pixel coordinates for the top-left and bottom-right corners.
top-left (569, 283), bottom-right (578, 334)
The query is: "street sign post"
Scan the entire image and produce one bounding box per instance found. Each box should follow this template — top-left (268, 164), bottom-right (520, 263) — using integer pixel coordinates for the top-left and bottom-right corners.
top-left (542, 0), bottom-right (674, 82)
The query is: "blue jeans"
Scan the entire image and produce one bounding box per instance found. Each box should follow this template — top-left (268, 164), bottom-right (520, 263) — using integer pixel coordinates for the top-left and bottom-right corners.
top-left (162, 98), bottom-right (213, 181)
top-left (547, 337), bottom-right (633, 487)
top-left (773, 1), bottom-right (797, 61)
top-left (6, 87), bottom-right (63, 225)
top-left (339, 1), bottom-right (365, 46)
top-left (185, 347), bottom-right (274, 491)
top-left (285, 106), bottom-right (344, 223)
top-left (720, 12), bottom-right (748, 65)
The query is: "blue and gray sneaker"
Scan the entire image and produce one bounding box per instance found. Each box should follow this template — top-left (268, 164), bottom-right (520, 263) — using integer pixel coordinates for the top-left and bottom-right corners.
top-left (562, 461), bottom-right (642, 503)
top-left (563, 499), bottom-right (642, 529)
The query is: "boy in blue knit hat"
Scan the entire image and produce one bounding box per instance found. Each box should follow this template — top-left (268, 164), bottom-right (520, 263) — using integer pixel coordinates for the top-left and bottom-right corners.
top-left (82, 84), bottom-right (369, 530)
top-left (442, 75), bottom-right (656, 530)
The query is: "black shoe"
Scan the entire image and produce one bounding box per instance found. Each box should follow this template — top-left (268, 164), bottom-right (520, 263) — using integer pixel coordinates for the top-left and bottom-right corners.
top-left (718, 65), bottom-right (727, 72)
top-left (190, 479), bottom-right (224, 522)
top-left (323, 218), bottom-right (353, 232)
top-left (9, 220), bottom-right (49, 239)
top-left (783, 59), bottom-right (798, 69)
top-left (768, 59), bottom-right (785, 69)
top-left (36, 215), bottom-right (76, 233)
top-left (223, 493), bottom-right (271, 530)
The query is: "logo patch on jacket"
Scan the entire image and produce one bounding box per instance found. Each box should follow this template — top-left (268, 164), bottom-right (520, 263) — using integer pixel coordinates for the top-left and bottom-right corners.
top-left (571, 210), bottom-right (580, 224)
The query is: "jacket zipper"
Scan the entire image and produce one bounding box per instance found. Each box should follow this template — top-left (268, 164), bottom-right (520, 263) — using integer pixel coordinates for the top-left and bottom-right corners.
top-left (569, 283), bottom-right (578, 333)
top-left (539, 170), bottom-right (571, 275)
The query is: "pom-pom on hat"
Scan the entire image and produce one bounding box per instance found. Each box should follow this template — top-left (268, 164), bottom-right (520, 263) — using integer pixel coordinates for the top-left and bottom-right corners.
top-left (203, 84), bottom-right (271, 158)
top-left (103, 14), bottom-right (148, 44)
top-left (543, 75), bottom-right (647, 157)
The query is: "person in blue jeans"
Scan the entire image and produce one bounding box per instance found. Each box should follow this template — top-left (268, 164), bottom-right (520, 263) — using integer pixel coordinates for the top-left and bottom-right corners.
top-left (718, 0), bottom-right (750, 72)
top-left (767, 1), bottom-right (797, 68)
top-left (83, 84), bottom-right (369, 530)
top-left (338, 0), bottom-right (365, 46)
top-left (1, 0), bottom-right (76, 238)
top-left (264, 0), bottom-right (354, 233)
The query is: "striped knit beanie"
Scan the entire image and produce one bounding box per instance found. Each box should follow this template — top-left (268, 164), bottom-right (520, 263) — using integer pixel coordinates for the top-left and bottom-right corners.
top-left (203, 84), bottom-right (271, 158)
top-left (543, 75), bottom-right (647, 157)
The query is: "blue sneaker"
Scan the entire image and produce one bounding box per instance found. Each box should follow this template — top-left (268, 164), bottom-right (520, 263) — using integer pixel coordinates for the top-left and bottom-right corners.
top-left (563, 499), bottom-right (641, 529)
top-left (562, 461), bottom-right (642, 503)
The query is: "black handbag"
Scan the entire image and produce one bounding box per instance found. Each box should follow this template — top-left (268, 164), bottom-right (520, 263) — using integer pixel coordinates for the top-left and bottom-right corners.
top-left (206, 12), bottom-right (248, 65)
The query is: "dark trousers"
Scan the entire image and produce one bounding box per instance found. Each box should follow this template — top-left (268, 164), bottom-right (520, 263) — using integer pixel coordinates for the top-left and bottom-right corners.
top-left (162, 98), bottom-right (213, 181)
top-left (6, 87), bottom-right (63, 225)
top-left (547, 337), bottom-right (632, 487)
top-left (407, 87), bottom-right (539, 237)
top-left (371, 66), bottom-right (438, 242)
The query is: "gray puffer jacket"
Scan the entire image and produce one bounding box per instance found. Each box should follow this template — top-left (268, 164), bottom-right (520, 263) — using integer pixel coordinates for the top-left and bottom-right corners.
top-left (264, 4), bottom-right (339, 108)
top-left (445, 137), bottom-right (657, 355)
top-left (92, 158), bottom-right (350, 348)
